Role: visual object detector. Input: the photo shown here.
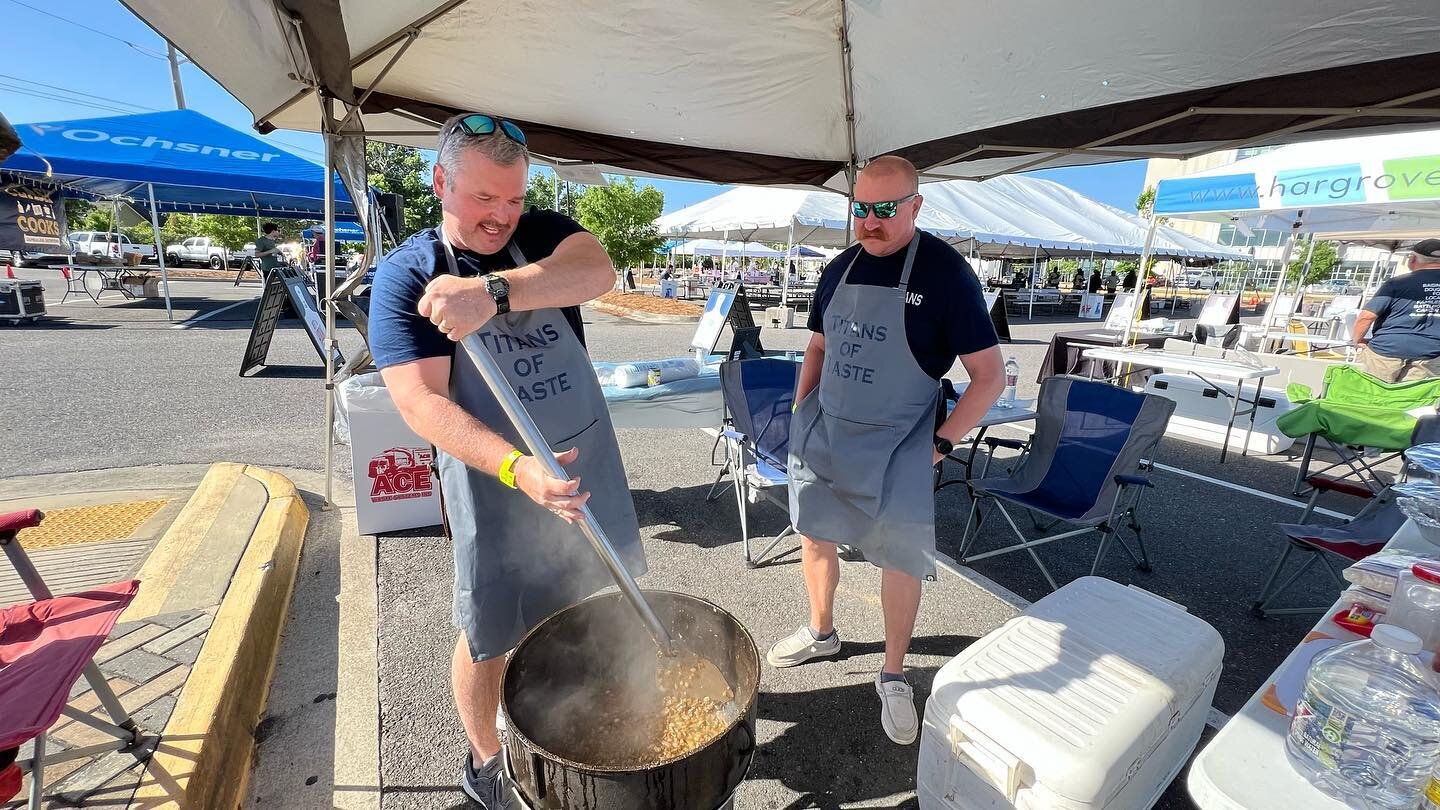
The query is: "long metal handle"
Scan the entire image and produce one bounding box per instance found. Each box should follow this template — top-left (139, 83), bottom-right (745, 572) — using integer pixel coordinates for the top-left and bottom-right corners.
top-left (458, 334), bottom-right (674, 654)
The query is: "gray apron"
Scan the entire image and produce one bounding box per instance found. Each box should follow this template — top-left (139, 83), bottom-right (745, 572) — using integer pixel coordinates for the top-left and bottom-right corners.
top-left (788, 235), bottom-right (939, 581)
top-left (435, 228), bottom-right (646, 661)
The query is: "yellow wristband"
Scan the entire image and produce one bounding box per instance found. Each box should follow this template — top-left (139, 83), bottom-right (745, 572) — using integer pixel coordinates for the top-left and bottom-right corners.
top-left (497, 449), bottom-right (524, 489)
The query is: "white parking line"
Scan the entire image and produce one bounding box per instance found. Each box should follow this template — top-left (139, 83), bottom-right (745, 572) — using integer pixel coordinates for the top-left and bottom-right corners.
top-left (171, 296), bottom-right (259, 329)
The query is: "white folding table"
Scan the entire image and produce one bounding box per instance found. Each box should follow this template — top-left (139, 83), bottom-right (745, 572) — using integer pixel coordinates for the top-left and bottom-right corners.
top-left (1188, 519), bottom-right (1437, 809)
top-left (1080, 347), bottom-right (1280, 462)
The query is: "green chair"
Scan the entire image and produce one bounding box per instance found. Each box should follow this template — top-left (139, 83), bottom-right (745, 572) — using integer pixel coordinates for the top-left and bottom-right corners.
top-left (1278, 364), bottom-right (1440, 495)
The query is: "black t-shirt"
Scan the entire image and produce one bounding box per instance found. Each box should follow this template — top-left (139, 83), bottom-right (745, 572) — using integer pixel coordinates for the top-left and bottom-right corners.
top-left (369, 210), bottom-right (587, 368)
top-left (807, 231), bottom-right (999, 379)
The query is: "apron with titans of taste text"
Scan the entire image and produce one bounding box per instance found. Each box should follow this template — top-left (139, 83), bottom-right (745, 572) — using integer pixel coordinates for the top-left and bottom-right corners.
top-left (434, 226), bottom-right (646, 661)
top-left (788, 234), bottom-right (940, 581)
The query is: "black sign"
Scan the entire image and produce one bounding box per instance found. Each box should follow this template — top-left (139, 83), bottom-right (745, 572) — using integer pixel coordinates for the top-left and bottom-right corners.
top-left (0, 179), bottom-right (67, 251)
top-left (241, 267), bottom-right (345, 375)
top-left (983, 292), bottom-right (1012, 342)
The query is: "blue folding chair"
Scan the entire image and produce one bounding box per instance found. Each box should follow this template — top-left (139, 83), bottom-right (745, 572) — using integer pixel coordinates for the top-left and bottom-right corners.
top-left (719, 358), bottom-right (799, 567)
top-left (960, 377), bottom-right (1176, 591)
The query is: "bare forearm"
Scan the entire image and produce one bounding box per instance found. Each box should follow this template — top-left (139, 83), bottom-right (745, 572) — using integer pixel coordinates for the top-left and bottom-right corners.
top-left (1353, 314), bottom-right (1376, 344)
top-left (398, 390), bottom-right (515, 477)
top-left (796, 343), bottom-right (825, 401)
top-left (505, 235), bottom-right (614, 312)
top-left (938, 376), bottom-right (1004, 443)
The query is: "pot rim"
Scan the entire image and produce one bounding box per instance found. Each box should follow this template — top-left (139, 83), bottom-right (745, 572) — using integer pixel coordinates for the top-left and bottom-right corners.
top-left (500, 589), bottom-right (760, 774)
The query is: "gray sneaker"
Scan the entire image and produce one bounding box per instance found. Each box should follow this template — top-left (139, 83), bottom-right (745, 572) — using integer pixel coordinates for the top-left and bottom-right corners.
top-left (461, 751), bottom-right (506, 808)
top-left (766, 626), bottom-right (841, 668)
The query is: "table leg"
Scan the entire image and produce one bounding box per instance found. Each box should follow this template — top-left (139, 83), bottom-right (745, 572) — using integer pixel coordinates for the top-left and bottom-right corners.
top-left (1241, 377), bottom-right (1263, 457)
top-left (1220, 377), bottom-right (1242, 464)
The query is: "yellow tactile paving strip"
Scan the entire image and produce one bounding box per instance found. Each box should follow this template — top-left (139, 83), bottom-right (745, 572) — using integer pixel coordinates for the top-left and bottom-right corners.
top-left (16, 499), bottom-right (170, 549)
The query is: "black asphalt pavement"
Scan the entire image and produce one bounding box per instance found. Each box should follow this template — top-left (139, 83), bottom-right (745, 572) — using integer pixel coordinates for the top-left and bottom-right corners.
top-left (0, 274), bottom-right (1397, 809)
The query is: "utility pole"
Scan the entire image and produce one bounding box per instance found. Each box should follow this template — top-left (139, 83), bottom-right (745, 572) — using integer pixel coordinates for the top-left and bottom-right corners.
top-left (167, 43), bottom-right (187, 109)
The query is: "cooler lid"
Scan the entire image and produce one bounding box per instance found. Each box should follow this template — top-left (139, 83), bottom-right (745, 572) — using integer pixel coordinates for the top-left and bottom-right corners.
top-left (944, 577), bottom-right (1223, 806)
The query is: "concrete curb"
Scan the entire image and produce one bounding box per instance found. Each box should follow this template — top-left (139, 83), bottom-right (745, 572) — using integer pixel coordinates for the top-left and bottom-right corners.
top-left (591, 300), bottom-right (702, 324)
top-left (130, 464), bottom-right (309, 809)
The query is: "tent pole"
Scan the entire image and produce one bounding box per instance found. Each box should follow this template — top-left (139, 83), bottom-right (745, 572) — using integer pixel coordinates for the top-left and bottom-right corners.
top-left (1028, 244), bottom-right (1038, 320)
top-left (1123, 216), bottom-right (1159, 348)
top-left (1295, 236), bottom-right (1317, 294)
top-left (147, 183), bottom-right (174, 322)
top-left (782, 220), bottom-right (794, 309)
top-left (322, 111), bottom-right (337, 510)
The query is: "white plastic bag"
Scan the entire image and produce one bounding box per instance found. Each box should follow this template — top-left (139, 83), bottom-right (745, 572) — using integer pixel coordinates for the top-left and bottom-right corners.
top-left (334, 371), bottom-right (392, 445)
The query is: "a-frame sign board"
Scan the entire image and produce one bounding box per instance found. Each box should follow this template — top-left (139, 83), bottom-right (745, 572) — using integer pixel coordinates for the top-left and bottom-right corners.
top-left (241, 267), bottom-right (345, 376)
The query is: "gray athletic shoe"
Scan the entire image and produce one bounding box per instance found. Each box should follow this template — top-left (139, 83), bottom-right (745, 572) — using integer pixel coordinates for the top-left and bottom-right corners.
top-left (766, 626), bottom-right (841, 668)
top-left (460, 751), bottom-right (507, 808)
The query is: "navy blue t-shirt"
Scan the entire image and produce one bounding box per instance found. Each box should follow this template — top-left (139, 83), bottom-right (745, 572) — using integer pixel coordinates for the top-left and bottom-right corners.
top-left (1364, 271), bottom-right (1440, 360)
top-left (807, 231), bottom-right (999, 379)
top-left (369, 211), bottom-right (587, 369)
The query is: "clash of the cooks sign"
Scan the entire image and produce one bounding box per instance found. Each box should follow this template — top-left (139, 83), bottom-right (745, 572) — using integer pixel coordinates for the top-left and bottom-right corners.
top-left (0, 180), bottom-right (67, 251)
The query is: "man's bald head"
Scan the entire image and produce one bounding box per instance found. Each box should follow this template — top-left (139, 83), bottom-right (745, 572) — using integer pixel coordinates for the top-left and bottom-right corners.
top-left (853, 155), bottom-right (923, 257)
top-left (859, 156), bottom-right (919, 195)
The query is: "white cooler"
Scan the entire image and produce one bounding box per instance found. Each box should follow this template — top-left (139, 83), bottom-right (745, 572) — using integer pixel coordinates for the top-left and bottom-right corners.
top-left (918, 577), bottom-right (1223, 810)
top-left (1143, 372), bottom-right (1296, 455)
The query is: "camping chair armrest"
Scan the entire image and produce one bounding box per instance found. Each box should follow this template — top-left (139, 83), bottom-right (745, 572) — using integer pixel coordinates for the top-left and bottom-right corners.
top-left (1305, 474), bottom-right (1375, 500)
top-left (721, 429), bottom-right (748, 443)
top-left (984, 437), bottom-right (1028, 451)
top-left (1114, 474), bottom-right (1154, 489)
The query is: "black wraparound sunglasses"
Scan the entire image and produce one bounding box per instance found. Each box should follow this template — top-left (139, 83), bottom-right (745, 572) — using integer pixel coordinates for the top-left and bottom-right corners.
top-left (852, 193), bottom-right (918, 219)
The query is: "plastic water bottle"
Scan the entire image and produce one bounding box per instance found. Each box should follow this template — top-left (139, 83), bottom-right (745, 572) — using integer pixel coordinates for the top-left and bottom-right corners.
top-left (1286, 624), bottom-right (1440, 809)
top-left (997, 357), bottom-right (1019, 409)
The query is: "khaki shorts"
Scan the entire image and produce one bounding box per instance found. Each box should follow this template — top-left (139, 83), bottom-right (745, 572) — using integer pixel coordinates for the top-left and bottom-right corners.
top-left (1358, 346), bottom-right (1440, 383)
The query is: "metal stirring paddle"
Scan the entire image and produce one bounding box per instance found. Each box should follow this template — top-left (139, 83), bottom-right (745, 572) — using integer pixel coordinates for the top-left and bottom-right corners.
top-left (457, 335), bottom-right (735, 703)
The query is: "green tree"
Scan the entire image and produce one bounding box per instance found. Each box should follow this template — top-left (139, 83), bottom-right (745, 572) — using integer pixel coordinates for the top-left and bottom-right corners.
top-left (366, 142), bottom-right (441, 235)
top-left (529, 172), bottom-right (582, 218)
top-left (1286, 239), bottom-right (1339, 283)
top-left (525, 173), bottom-right (555, 210)
top-left (574, 177), bottom-right (665, 270)
top-left (1135, 185), bottom-right (1155, 214)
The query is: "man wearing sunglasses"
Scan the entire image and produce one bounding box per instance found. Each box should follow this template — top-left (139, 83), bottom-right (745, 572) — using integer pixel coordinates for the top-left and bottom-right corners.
top-left (772, 156), bottom-right (1004, 745)
top-left (369, 113), bottom-right (646, 807)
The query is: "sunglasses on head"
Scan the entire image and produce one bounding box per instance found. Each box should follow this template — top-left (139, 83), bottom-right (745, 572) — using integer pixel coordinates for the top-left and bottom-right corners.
top-left (852, 193), bottom-right (918, 220)
top-left (451, 113), bottom-right (527, 147)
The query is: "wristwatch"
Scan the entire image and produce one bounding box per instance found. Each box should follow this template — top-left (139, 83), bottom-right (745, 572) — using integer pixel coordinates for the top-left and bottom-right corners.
top-left (934, 434), bottom-right (954, 456)
top-left (483, 273), bottom-right (511, 315)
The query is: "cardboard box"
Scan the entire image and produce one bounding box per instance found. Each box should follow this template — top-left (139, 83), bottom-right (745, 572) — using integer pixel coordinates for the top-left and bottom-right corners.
top-left (339, 375), bottom-right (443, 534)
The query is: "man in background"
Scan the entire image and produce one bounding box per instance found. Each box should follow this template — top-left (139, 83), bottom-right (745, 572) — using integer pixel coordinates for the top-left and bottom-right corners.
top-left (1354, 239), bottom-right (1440, 382)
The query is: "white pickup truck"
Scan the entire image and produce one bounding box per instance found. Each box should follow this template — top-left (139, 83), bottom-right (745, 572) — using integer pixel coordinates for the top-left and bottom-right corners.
top-left (68, 231), bottom-right (156, 261)
top-left (165, 236), bottom-right (251, 269)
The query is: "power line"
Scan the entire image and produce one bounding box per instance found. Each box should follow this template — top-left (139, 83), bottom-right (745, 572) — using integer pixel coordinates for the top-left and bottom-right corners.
top-left (0, 74), bottom-right (164, 113)
top-left (0, 83), bottom-right (142, 116)
top-left (2, 0), bottom-right (168, 59)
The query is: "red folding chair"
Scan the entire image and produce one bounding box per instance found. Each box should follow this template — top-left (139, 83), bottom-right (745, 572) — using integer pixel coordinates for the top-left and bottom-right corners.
top-left (0, 509), bottom-right (145, 808)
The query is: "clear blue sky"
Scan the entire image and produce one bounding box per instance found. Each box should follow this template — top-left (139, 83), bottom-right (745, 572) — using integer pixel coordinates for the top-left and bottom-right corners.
top-left (2, 0), bottom-right (1146, 214)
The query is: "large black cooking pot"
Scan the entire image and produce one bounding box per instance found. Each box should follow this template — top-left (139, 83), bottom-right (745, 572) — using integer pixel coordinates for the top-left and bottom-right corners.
top-left (501, 591), bottom-right (759, 810)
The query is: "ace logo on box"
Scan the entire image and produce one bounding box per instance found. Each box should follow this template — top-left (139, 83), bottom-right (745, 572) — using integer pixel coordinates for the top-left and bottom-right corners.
top-left (368, 447), bottom-right (434, 503)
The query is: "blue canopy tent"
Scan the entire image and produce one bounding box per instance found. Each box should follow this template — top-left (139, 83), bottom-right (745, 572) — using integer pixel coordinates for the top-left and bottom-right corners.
top-left (2, 109), bottom-right (361, 319)
top-left (303, 222), bottom-right (367, 242)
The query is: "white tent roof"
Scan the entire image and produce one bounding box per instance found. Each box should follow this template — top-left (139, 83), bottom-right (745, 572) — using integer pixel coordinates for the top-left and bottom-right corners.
top-left (121, 1), bottom-right (1440, 189)
top-left (657, 176), bottom-right (1246, 260)
top-left (1154, 130), bottom-right (1440, 245)
top-left (668, 239), bottom-right (784, 258)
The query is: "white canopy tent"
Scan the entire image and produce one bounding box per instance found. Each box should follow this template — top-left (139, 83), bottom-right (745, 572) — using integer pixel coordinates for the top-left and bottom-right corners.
top-left (667, 239), bottom-right (784, 259)
top-left (118, 0), bottom-right (1440, 505)
top-left (122, 1), bottom-right (1440, 189)
top-left (1154, 129), bottom-right (1440, 297)
top-left (657, 177), bottom-right (1247, 261)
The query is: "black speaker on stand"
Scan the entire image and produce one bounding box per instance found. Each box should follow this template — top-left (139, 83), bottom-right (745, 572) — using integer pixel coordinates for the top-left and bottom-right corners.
top-left (377, 193), bottom-right (404, 240)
